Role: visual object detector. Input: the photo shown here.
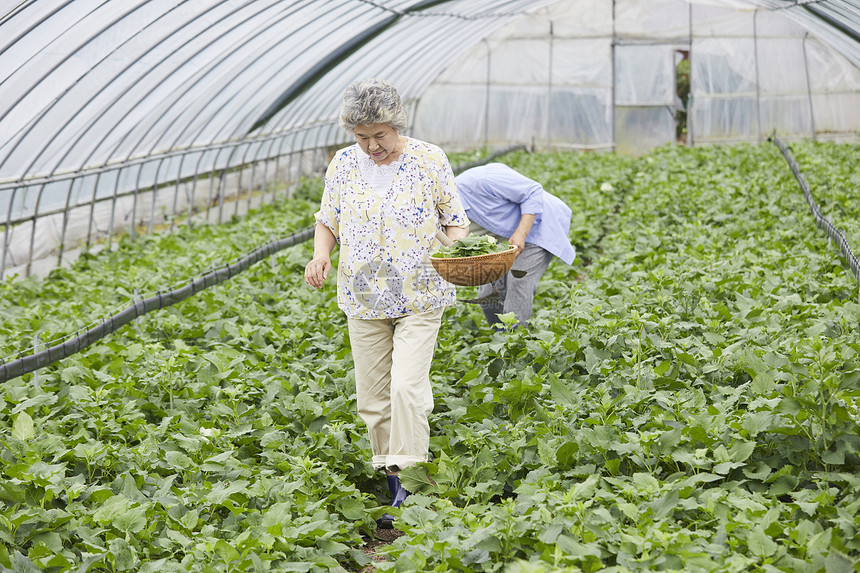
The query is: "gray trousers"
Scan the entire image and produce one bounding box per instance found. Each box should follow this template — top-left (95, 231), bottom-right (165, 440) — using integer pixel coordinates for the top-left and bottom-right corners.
top-left (477, 242), bottom-right (554, 327)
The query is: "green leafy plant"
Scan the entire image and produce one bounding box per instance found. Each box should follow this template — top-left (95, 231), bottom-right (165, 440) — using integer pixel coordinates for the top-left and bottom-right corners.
top-left (432, 234), bottom-right (511, 258)
top-left (1, 141), bottom-right (859, 571)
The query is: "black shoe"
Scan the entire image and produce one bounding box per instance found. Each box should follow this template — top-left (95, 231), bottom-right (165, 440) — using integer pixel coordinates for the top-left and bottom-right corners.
top-left (376, 475), bottom-right (411, 529)
top-left (376, 512), bottom-right (395, 529)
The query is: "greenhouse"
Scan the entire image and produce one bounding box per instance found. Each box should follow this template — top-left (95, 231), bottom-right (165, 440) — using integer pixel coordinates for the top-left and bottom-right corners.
top-left (1, 0), bottom-right (859, 571)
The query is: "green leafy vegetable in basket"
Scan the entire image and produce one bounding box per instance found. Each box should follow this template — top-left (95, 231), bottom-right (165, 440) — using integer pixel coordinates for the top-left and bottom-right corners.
top-left (432, 234), bottom-right (511, 258)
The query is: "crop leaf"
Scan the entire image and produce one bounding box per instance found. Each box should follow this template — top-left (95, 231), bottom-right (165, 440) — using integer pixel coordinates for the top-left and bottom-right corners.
top-left (12, 412), bottom-right (34, 441)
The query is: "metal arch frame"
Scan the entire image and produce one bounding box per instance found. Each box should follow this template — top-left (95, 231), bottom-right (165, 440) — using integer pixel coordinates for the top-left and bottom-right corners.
top-left (267, 16), bottom-right (499, 140)
top-left (761, 0), bottom-right (860, 66)
top-left (268, 0), bottom-right (857, 138)
top-left (137, 0), bottom-right (329, 158)
top-left (246, 13), bottom-right (400, 133)
top-left (3, 0), bottom-right (858, 279)
top-left (2, 0), bottom-right (858, 175)
top-left (389, 15), bottom-right (513, 98)
top-left (77, 0), bottom-right (289, 172)
top-left (12, 0), bottom-right (196, 180)
top-left (264, 16), bottom-right (446, 135)
top-left (262, 2), bottom-right (546, 136)
top-left (222, 3), bottom-right (390, 142)
top-left (217, 5), bottom-right (384, 146)
top-left (161, 0), bottom-right (365, 155)
top-left (0, 129), bottom-right (296, 278)
top-left (0, 1), bottom-right (77, 55)
top-left (0, 1), bottom-right (144, 171)
top-left (139, 0), bottom-right (390, 188)
top-left (803, 2), bottom-right (860, 43)
top-left (247, 0), bottom-right (466, 134)
top-left (6, 0), bottom-right (234, 183)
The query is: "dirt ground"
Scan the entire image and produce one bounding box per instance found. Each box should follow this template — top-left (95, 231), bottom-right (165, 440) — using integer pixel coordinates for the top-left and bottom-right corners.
top-left (359, 528), bottom-right (405, 572)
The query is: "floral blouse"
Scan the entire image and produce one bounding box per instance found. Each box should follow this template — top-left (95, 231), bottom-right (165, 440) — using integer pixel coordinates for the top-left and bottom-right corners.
top-left (315, 138), bottom-right (469, 319)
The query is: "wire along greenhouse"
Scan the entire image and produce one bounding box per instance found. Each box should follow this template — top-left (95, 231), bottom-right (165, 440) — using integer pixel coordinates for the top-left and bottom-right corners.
top-left (1, 1), bottom-right (859, 572)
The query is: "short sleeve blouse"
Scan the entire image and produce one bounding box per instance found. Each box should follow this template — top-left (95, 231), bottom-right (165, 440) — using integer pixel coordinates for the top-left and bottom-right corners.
top-left (315, 138), bottom-right (470, 319)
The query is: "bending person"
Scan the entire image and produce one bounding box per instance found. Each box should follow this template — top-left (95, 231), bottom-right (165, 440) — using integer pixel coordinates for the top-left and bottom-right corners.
top-left (455, 162), bottom-right (575, 328)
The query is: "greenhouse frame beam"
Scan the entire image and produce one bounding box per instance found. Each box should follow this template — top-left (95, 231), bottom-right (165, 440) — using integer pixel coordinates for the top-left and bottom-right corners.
top-left (0, 1), bottom-right (146, 146)
top-left (182, 1), bottom-right (362, 151)
top-left (13, 0), bottom-right (204, 180)
top-left (143, 0), bottom-right (325, 154)
top-left (94, 0), bottom-right (307, 170)
top-left (0, 1), bottom-right (74, 53)
top-left (248, 0), bottom-right (456, 133)
top-left (263, 3), bottom-right (539, 136)
top-left (803, 4), bottom-right (860, 43)
top-left (248, 16), bottom-right (398, 133)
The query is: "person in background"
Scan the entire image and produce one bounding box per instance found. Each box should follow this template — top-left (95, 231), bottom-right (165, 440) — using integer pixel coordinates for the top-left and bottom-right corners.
top-left (304, 79), bottom-right (469, 530)
top-left (455, 162), bottom-right (576, 328)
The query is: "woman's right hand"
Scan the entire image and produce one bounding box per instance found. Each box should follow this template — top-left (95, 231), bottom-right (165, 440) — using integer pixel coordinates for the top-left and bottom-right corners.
top-left (305, 256), bottom-right (332, 289)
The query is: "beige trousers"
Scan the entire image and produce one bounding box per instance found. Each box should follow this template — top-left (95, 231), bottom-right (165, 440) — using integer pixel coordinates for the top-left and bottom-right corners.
top-left (347, 307), bottom-right (443, 471)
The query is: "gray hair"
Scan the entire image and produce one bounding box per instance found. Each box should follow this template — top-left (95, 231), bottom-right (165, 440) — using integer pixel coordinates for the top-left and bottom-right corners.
top-left (339, 78), bottom-right (407, 132)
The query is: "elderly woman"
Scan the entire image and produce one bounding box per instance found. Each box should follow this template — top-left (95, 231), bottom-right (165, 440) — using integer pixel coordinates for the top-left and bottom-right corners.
top-left (304, 79), bottom-right (469, 529)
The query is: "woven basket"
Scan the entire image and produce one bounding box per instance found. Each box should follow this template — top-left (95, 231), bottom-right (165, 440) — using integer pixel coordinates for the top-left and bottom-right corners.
top-left (430, 246), bottom-right (519, 287)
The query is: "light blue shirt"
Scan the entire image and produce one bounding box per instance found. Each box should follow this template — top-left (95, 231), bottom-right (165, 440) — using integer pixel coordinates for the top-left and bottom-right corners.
top-left (455, 163), bottom-right (576, 265)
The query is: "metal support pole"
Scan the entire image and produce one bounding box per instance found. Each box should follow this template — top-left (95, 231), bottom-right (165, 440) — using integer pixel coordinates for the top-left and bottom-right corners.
top-left (147, 158), bottom-right (167, 235)
top-left (25, 183), bottom-right (49, 278)
top-left (205, 155), bottom-right (218, 224)
top-left (217, 168), bottom-right (227, 225)
top-left (483, 38), bottom-right (491, 149)
top-left (187, 151), bottom-right (207, 229)
top-left (611, 0), bottom-right (617, 153)
top-left (106, 167), bottom-right (123, 250)
top-left (131, 164), bottom-right (144, 242)
top-left (753, 10), bottom-right (762, 143)
top-left (688, 2), bottom-right (694, 147)
top-left (1, 188), bottom-right (18, 280)
top-left (801, 33), bottom-right (816, 141)
top-left (546, 15), bottom-right (554, 150)
top-left (85, 172), bottom-right (103, 250)
top-left (272, 136), bottom-right (287, 202)
top-left (171, 154), bottom-right (186, 233)
top-left (57, 176), bottom-right (82, 269)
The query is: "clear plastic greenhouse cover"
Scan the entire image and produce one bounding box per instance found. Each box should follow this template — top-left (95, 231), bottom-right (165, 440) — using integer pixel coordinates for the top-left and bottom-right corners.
top-left (0, 0), bottom-right (858, 280)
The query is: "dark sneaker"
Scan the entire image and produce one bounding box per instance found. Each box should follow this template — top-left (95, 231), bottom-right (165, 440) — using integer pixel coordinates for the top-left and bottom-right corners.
top-left (376, 512), bottom-right (395, 529)
top-left (376, 475), bottom-right (412, 529)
